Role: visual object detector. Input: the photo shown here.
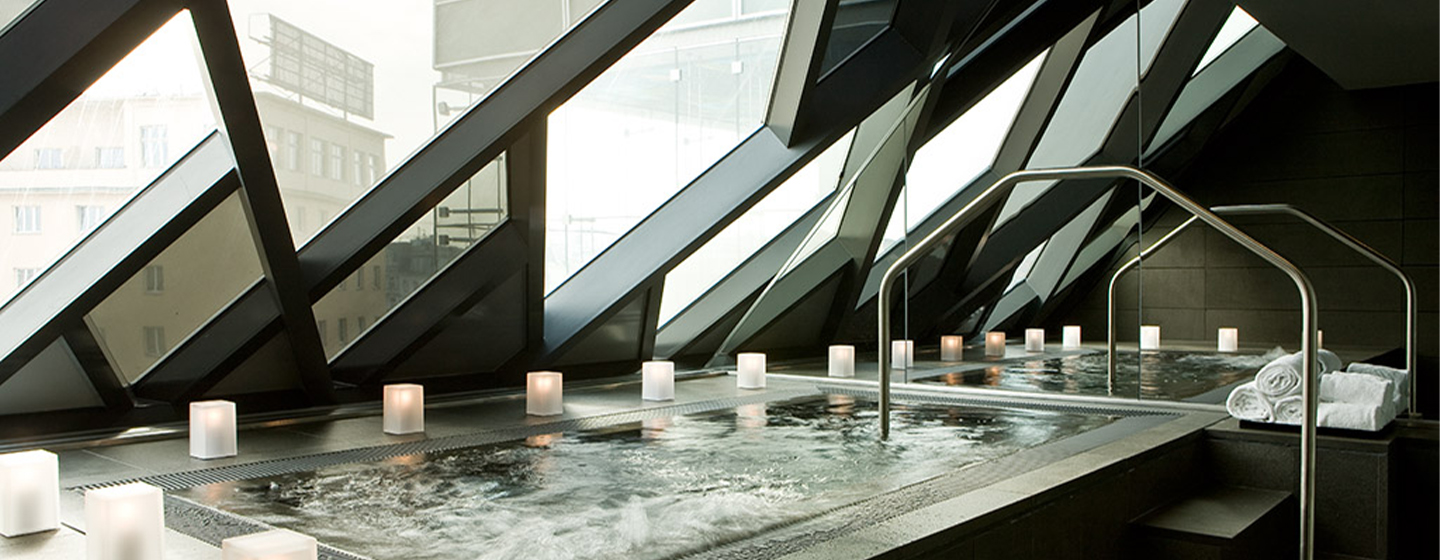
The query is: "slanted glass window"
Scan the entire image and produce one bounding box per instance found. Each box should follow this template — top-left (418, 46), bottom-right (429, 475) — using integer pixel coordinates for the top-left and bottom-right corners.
top-left (309, 138), bottom-right (325, 178)
top-left (12, 206), bottom-right (40, 233)
top-left (14, 268), bottom-right (38, 288)
top-left (142, 326), bottom-right (166, 357)
top-left (329, 143), bottom-right (344, 181)
top-left (1194, 6), bottom-right (1259, 75)
top-left (284, 130), bottom-right (302, 172)
top-left (0, 11), bottom-right (219, 308)
top-left (658, 129), bottom-right (854, 325)
top-left (820, 0), bottom-right (899, 76)
top-left (545, 0), bottom-right (790, 293)
top-left (143, 264), bottom-right (164, 294)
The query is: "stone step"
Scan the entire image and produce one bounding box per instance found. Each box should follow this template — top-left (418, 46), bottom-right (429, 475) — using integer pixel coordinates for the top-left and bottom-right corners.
top-left (1129, 485), bottom-right (1296, 560)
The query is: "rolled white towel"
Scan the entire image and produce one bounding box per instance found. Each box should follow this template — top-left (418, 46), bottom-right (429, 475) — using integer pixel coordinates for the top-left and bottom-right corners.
top-left (1318, 402), bottom-right (1395, 431)
top-left (1227, 382), bottom-right (1274, 422)
top-left (1321, 373), bottom-right (1393, 408)
top-left (1346, 363), bottom-right (1409, 412)
top-left (1317, 349), bottom-right (1342, 373)
top-left (1255, 354), bottom-right (1302, 398)
top-left (1273, 396), bottom-right (1304, 425)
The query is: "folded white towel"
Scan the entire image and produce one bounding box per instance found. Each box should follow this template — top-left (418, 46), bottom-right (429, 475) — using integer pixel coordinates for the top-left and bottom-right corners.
top-left (1346, 363), bottom-right (1409, 412)
top-left (1321, 373), bottom-right (1393, 409)
top-left (1227, 382), bottom-right (1274, 422)
top-left (1273, 396), bottom-right (1304, 425)
top-left (1318, 402), bottom-right (1395, 431)
top-left (1255, 354), bottom-right (1302, 398)
top-left (1317, 349), bottom-right (1342, 373)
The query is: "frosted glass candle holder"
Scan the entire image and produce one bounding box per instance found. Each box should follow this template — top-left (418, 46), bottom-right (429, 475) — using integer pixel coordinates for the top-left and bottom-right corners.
top-left (222, 529), bottom-right (317, 560)
top-left (526, 371), bottom-right (564, 416)
top-left (890, 340), bottom-right (914, 369)
top-left (1317, 330), bottom-right (1324, 349)
top-left (85, 483), bottom-right (163, 560)
top-left (985, 332), bottom-right (1006, 357)
top-left (1062, 326), bottom-right (1081, 349)
top-left (1217, 328), bottom-right (1239, 353)
top-left (0, 449), bottom-right (59, 537)
top-left (1025, 329), bottom-right (1045, 352)
top-left (190, 400), bottom-right (237, 460)
top-left (828, 345), bottom-right (855, 378)
top-left (940, 336), bottom-right (963, 361)
top-left (642, 361), bottom-right (675, 401)
top-left (383, 384), bottom-right (424, 435)
top-left (737, 353), bottom-right (766, 389)
top-left (1140, 325), bottom-right (1161, 350)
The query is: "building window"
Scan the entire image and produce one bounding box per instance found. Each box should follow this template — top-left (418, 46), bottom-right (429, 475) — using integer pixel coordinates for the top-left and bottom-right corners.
top-left (140, 125), bottom-right (168, 167)
top-left (14, 268), bottom-right (39, 288)
top-left (76, 205), bottom-right (105, 232)
top-left (286, 131), bottom-right (303, 172)
top-left (357, 316), bottom-right (366, 332)
top-left (13, 206), bottom-right (40, 234)
top-left (317, 319), bottom-right (327, 342)
top-left (352, 151), bottom-right (365, 186)
top-left (329, 144), bottom-right (345, 181)
top-left (310, 138), bottom-right (326, 177)
top-left (370, 154), bottom-right (383, 182)
top-left (355, 267), bottom-right (365, 290)
top-left (144, 265), bottom-right (164, 294)
top-left (34, 148), bottom-right (64, 169)
top-left (96, 146), bottom-right (125, 169)
top-left (372, 265), bottom-right (382, 290)
top-left (143, 326), bottom-right (167, 357)
top-left (338, 318), bottom-right (349, 343)
top-left (263, 125), bottom-right (281, 166)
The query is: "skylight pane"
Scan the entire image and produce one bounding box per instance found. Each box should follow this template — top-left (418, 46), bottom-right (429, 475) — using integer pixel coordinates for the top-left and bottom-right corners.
top-left (1193, 7), bottom-right (1260, 76)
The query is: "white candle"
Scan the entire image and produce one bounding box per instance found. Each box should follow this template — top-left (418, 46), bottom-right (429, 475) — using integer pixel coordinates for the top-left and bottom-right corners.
top-left (940, 336), bottom-right (963, 361)
top-left (222, 529), bottom-right (317, 560)
top-left (85, 483), bottom-right (163, 560)
top-left (736, 353), bottom-right (766, 389)
top-left (828, 345), bottom-right (855, 378)
top-left (1025, 329), bottom-right (1045, 352)
top-left (1062, 326), bottom-right (1081, 349)
top-left (1218, 327), bottom-right (1238, 353)
top-left (1140, 325), bottom-right (1161, 350)
top-left (890, 340), bottom-right (914, 369)
top-left (642, 361), bottom-right (675, 401)
top-left (383, 384), bottom-right (425, 435)
top-left (526, 371), bottom-right (564, 416)
top-left (1317, 329), bottom-right (1324, 349)
top-left (985, 332), bottom-right (1006, 357)
top-left (189, 400), bottom-right (237, 460)
top-left (0, 450), bottom-right (59, 537)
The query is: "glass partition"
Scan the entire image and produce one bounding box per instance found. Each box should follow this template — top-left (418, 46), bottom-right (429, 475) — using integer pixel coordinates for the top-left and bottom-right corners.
top-left (545, 0), bottom-right (789, 293)
top-left (0, 10), bottom-right (218, 309)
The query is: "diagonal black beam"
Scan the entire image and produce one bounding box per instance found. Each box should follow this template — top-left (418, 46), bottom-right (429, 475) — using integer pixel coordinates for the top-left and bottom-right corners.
top-left (191, 0), bottom-right (334, 404)
top-left (331, 223), bottom-right (526, 386)
top-left (134, 0), bottom-right (690, 401)
top-left (0, 135), bottom-right (238, 388)
top-left (61, 325), bottom-right (133, 413)
top-left (765, 0), bottom-right (838, 146)
top-left (0, 0), bottom-right (181, 160)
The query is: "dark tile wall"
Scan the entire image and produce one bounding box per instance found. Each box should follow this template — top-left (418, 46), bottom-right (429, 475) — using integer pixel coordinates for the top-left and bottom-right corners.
top-left (1065, 60), bottom-right (1437, 414)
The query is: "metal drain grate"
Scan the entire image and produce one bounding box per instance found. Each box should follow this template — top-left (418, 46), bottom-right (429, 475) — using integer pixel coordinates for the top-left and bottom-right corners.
top-left (819, 384), bottom-right (1180, 418)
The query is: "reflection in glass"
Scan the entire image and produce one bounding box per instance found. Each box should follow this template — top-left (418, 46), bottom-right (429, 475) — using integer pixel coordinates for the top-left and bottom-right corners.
top-left (819, 0), bottom-right (899, 76)
top-left (657, 130), bottom-right (853, 325)
top-left (86, 192), bottom-right (263, 385)
top-left (1193, 6), bottom-right (1259, 75)
top-left (228, 0), bottom-right (591, 245)
top-left (313, 157), bottom-right (507, 359)
top-left (545, 0), bottom-right (789, 293)
top-left (0, 11), bottom-right (217, 309)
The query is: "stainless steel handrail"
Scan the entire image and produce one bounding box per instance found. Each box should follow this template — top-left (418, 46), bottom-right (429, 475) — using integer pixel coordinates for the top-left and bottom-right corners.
top-left (1105, 203), bottom-right (1417, 416)
top-left (876, 166), bottom-right (1320, 560)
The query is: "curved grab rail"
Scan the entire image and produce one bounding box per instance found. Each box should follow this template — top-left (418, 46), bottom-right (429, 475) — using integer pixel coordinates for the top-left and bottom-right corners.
top-left (1105, 203), bottom-right (1417, 416)
top-left (876, 166), bottom-right (1319, 560)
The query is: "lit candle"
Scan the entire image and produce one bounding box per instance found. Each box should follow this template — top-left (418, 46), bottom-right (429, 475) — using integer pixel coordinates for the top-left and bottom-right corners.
top-left (1217, 327), bottom-right (1238, 353)
top-left (1317, 330), bottom-right (1324, 349)
top-left (189, 400), bottom-right (237, 460)
top-left (1140, 325), bottom-right (1161, 350)
top-left (828, 345), bottom-right (855, 378)
top-left (526, 371), bottom-right (564, 416)
top-left (736, 352), bottom-right (766, 389)
top-left (940, 336), bottom-right (963, 361)
top-left (1062, 326), bottom-right (1081, 349)
top-left (0, 449), bottom-right (59, 537)
top-left (85, 483), bottom-right (163, 560)
top-left (1025, 329), bottom-right (1045, 352)
top-left (985, 332), bottom-right (1006, 357)
top-left (383, 384), bottom-right (424, 435)
top-left (642, 361), bottom-right (675, 401)
top-left (890, 340), bottom-right (914, 369)
top-left (222, 528), bottom-right (318, 560)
